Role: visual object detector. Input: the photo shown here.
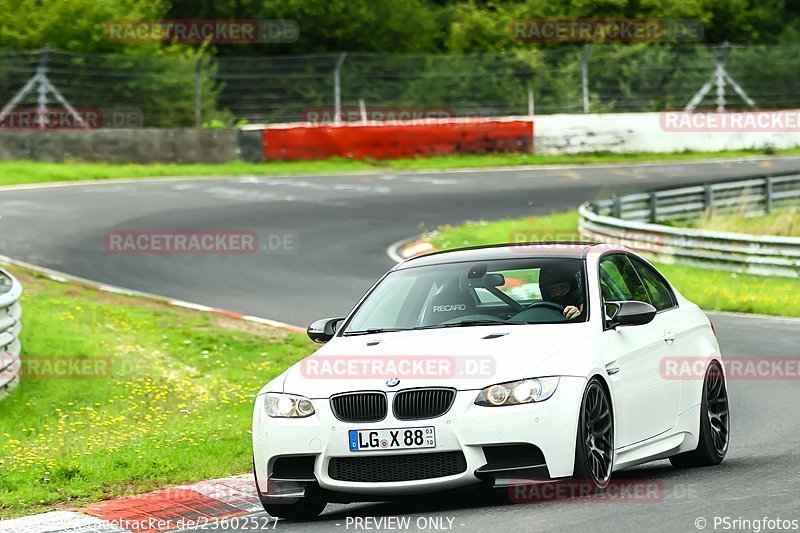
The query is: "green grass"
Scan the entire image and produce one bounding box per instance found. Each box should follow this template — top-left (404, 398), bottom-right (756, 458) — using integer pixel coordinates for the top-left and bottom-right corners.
top-left (427, 211), bottom-right (800, 317)
top-left (0, 267), bottom-right (316, 518)
top-left (1, 145), bottom-right (799, 187)
top-left (0, 159), bottom-right (374, 186)
top-left (383, 146), bottom-right (800, 171)
top-left (679, 208), bottom-right (800, 237)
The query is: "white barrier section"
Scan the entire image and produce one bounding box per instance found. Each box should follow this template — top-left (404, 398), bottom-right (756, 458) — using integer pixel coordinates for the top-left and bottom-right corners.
top-left (533, 110), bottom-right (800, 154)
top-left (0, 267), bottom-right (23, 398)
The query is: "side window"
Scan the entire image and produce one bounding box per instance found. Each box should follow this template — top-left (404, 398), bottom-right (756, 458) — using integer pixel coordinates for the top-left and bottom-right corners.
top-left (630, 257), bottom-right (677, 311)
top-left (598, 254), bottom-right (651, 305)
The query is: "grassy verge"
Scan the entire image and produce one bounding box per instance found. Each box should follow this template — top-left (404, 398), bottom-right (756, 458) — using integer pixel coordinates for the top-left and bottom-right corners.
top-left (428, 211), bottom-right (800, 317)
top-left (0, 266), bottom-right (315, 518)
top-left (1, 146), bottom-right (799, 187)
top-left (675, 208), bottom-right (800, 237)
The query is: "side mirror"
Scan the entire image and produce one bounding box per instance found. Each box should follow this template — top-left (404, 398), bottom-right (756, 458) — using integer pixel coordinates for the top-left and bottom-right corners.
top-left (606, 300), bottom-right (656, 328)
top-left (307, 317), bottom-right (344, 344)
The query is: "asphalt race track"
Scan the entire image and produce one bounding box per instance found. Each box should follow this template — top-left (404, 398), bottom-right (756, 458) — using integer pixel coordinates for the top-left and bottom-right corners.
top-left (1, 157), bottom-right (799, 532)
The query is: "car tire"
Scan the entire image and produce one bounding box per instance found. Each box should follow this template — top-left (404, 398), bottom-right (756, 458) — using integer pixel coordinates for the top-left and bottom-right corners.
top-left (572, 377), bottom-right (614, 489)
top-left (253, 459), bottom-right (327, 520)
top-left (669, 360), bottom-right (729, 468)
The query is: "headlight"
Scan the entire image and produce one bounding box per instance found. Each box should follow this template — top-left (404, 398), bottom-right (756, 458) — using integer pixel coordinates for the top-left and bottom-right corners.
top-left (264, 393), bottom-right (315, 418)
top-left (474, 377), bottom-right (559, 406)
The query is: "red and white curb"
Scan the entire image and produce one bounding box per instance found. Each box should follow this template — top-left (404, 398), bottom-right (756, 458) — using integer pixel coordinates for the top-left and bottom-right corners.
top-left (386, 237), bottom-right (439, 264)
top-left (0, 254), bottom-right (304, 334)
top-left (401, 239), bottom-right (437, 259)
top-left (0, 476), bottom-right (264, 532)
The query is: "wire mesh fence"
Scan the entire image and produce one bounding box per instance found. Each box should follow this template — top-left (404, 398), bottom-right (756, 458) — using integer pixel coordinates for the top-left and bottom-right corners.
top-left (1, 44), bottom-right (800, 128)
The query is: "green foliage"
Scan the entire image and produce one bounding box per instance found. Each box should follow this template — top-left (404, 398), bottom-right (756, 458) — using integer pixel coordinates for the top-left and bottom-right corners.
top-left (168, 0), bottom-right (442, 55)
top-left (2, 0), bottom-right (798, 56)
top-left (0, 0), bottom-right (169, 53)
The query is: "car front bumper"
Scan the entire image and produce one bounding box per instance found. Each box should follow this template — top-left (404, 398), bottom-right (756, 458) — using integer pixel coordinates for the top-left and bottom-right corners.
top-left (252, 376), bottom-right (586, 500)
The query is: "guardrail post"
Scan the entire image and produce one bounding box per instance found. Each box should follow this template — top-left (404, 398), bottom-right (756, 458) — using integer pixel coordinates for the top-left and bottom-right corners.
top-left (649, 192), bottom-right (658, 223)
top-left (0, 268), bottom-right (22, 401)
top-left (764, 176), bottom-right (773, 214)
top-left (612, 195), bottom-right (621, 218)
top-left (704, 184), bottom-right (714, 213)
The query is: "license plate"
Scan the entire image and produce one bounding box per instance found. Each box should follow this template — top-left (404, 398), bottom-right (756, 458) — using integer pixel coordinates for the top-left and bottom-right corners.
top-left (348, 426), bottom-right (436, 452)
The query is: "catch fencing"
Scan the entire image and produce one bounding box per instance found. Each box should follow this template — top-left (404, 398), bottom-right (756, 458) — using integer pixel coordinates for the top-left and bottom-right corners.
top-left (3, 44), bottom-right (800, 127)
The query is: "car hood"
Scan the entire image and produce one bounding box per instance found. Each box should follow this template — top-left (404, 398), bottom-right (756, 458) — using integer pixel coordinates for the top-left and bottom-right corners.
top-left (280, 324), bottom-right (599, 398)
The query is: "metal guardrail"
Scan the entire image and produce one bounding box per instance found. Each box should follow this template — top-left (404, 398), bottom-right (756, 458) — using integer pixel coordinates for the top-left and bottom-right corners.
top-left (579, 172), bottom-right (800, 277)
top-left (0, 267), bottom-right (23, 399)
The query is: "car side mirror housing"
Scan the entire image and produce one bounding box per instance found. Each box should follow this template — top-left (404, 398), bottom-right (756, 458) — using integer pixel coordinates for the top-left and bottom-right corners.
top-left (307, 317), bottom-right (344, 344)
top-left (606, 300), bottom-right (657, 328)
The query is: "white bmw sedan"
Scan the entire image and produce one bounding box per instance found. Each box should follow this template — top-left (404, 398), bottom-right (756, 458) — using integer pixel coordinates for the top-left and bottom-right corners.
top-left (252, 243), bottom-right (729, 519)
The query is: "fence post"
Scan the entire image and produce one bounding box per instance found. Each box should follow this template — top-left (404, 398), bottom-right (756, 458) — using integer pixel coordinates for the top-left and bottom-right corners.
top-left (704, 184), bottom-right (714, 213)
top-left (528, 89), bottom-right (535, 154)
top-left (333, 52), bottom-right (348, 125)
top-left (612, 194), bottom-right (621, 218)
top-left (581, 45), bottom-right (593, 114)
top-left (715, 44), bottom-right (727, 112)
top-left (764, 176), bottom-right (773, 214)
top-left (35, 47), bottom-right (51, 129)
top-left (650, 192), bottom-right (658, 223)
top-left (358, 98), bottom-right (367, 124)
top-left (194, 57), bottom-right (202, 129)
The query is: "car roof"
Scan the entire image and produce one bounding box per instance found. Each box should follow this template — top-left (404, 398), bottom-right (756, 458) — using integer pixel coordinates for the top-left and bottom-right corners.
top-left (393, 242), bottom-right (607, 270)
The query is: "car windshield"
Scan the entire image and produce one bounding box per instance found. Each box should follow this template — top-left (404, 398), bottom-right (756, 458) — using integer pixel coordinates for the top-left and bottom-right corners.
top-left (343, 257), bottom-right (588, 335)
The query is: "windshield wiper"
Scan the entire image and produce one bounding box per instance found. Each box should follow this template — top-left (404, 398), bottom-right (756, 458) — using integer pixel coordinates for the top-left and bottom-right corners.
top-left (345, 319), bottom-right (527, 335)
top-left (413, 319), bottom-right (521, 330)
top-left (342, 328), bottom-right (404, 336)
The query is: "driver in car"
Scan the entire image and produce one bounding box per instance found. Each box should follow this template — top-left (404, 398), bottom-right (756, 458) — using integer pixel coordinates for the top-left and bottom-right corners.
top-left (539, 263), bottom-right (585, 320)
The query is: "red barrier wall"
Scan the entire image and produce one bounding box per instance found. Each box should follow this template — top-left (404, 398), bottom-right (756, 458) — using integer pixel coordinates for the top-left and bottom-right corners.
top-left (262, 120), bottom-right (534, 161)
